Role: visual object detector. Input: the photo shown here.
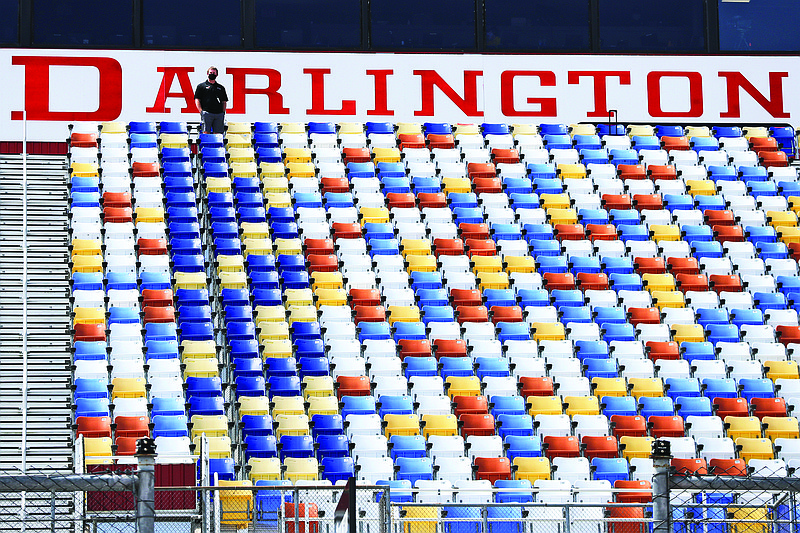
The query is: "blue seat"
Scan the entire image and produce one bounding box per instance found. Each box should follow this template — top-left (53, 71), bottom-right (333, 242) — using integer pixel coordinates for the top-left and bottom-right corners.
top-left (601, 323), bottom-right (636, 342)
top-left (252, 288), bottom-right (282, 307)
top-left (531, 175), bottom-right (561, 191)
top-left (770, 126), bottom-right (797, 157)
top-left (74, 378), bottom-right (108, 399)
top-left (543, 134), bottom-right (572, 150)
top-left (453, 207), bottom-right (484, 225)
top-left (395, 457), bottom-right (434, 485)
top-left (417, 289), bottom-right (449, 308)
top-left (70, 176), bottom-right (100, 193)
top-left (730, 308), bottom-right (764, 327)
top-left (325, 192), bottom-right (355, 208)
top-left (705, 324), bottom-right (740, 344)
top-left (511, 194), bottom-right (540, 210)
top-left (267, 376), bottom-right (301, 397)
top-left (494, 479), bottom-right (534, 503)
top-left (779, 181), bottom-right (800, 199)
top-left (550, 289), bottom-right (584, 308)
top-left (609, 149), bottom-right (639, 166)
top-left (740, 166), bottom-right (769, 182)
top-left (754, 292), bottom-right (787, 311)
top-left (502, 178), bottom-right (533, 195)
top-left (376, 480), bottom-right (413, 503)
top-left (347, 162), bottom-right (376, 178)
top-left (109, 307), bottom-right (140, 325)
top-left (186, 377), bottom-right (222, 398)
top-left (316, 434), bottom-right (349, 460)
top-left (655, 125), bottom-right (683, 137)
top-left (476, 357), bottom-right (511, 379)
top-left (233, 176), bottom-right (261, 194)
top-left (245, 435), bottom-right (279, 461)
top-left (664, 194), bottom-right (694, 212)
top-left (368, 239), bottom-right (400, 257)
top-left (410, 272), bottom-right (443, 291)
top-left (241, 415), bottom-right (274, 438)
top-left (152, 415), bottom-right (189, 438)
top-left (425, 122), bottom-right (452, 135)
top-left (484, 288), bottom-right (516, 308)
top-left (129, 132), bottom-right (157, 148)
top-left (140, 271), bottom-right (173, 291)
top-left (307, 122), bottom-right (335, 135)
top-left (254, 480), bottom-right (292, 527)
top-left (311, 414), bottom-right (344, 439)
top-left (366, 122), bottom-right (393, 135)
top-left (270, 222), bottom-right (299, 240)
top-left (708, 165), bottom-right (737, 182)
top-left (632, 136), bottom-right (660, 151)
top-left (378, 396), bottom-right (414, 418)
top-left (73, 341), bottom-right (107, 361)
top-left (279, 435), bottom-right (314, 461)
top-left (746, 226), bottom-right (777, 244)
top-left (238, 206), bottom-right (268, 224)
top-left (246, 255), bottom-right (277, 275)
top-left (691, 137), bottom-right (719, 152)
top-left (517, 289), bottom-right (550, 308)
top-left (593, 307), bottom-right (627, 325)
top-left (574, 135), bottom-right (602, 151)
top-left (294, 339), bottom-right (324, 359)
top-left (580, 148), bottom-right (610, 165)
top-left (739, 378), bottom-right (775, 401)
top-left (291, 323), bottom-right (322, 342)
top-left (448, 193), bottom-right (479, 209)
top-left (389, 435), bottom-right (427, 459)
top-left (321, 456), bottom-right (355, 484)
top-left (777, 276), bottom-right (800, 297)
top-left (256, 146), bottom-right (282, 163)
top-left (145, 339), bottom-right (179, 359)
top-left (203, 162), bottom-right (230, 178)
top-left (576, 340), bottom-right (610, 360)
top-left (504, 435), bottom-right (543, 462)
top-left (152, 397), bottom-right (185, 418)
top-left (223, 305), bottom-right (255, 323)
top-left (759, 242), bottom-right (790, 260)
top-left (713, 126), bottom-right (742, 138)
top-left (129, 121), bottom-right (157, 134)
top-left (187, 396), bottom-right (225, 418)
top-left (206, 206), bottom-right (235, 224)
top-left (536, 256), bottom-right (568, 274)
top-left (208, 458), bottom-right (235, 481)
top-left (422, 306), bottom-right (454, 324)
top-left (276, 254), bottom-right (307, 273)
top-left (440, 357), bottom-right (474, 379)
top-left (145, 322), bottom-right (179, 342)
top-left (249, 271), bottom-right (279, 290)
top-left (377, 162), bottom-right (406, 178)
top-left (393, 322), bottom-right (428, 341)
top-left (602, 257), bottom-right (635, 275)
top-left (444, 507), bottom-right (482, 533)
top-left (592, 457), bottom-right (629, 484)
top-left (254, 122), bottom-right (278, 134)
top-left (298, 357), bottom-right (329, 378)
top-left (411, 176), bottom-right (441, 194)
top-left (529, 239), bottom-right (561, 258)
top-left (264, 357), bottom-right (296, 378)
top-left (74, 398), bottom-right (110, 418)
top-left (618, 225), bottom-right (649, 242)
top-left (579, 209), bottom-right (610, 225)
top-left (198, 133), bottom-right (224, 147)
top-left (70, 192), bottom-right (100, 208)
top-left (560, 306), bottom-right (593, 325)
top-left (340, 396), bottom-right (376, 418)
top-left (749, 181), bottom-right (778, 197)
top-left (702, 379), bottom-right (738, 400)
top-left (682, 224), bottom-right (714, 241)
top-left (487, 395), bottom-right (524, 417)
top-left (609, 273), bottom-right (643, 291)
top-left (482, 123), bottom-right (510, 136)
top-left (72, 272), bottom-right (104, 291)
top-left (200, 146), bottom-right (227, 163)
top-left (180, 322), bottom-right (214, 342)
top-left (681, 342), bottom-right (716, 362)
top-left (691, 241), bottom-right (724, 259)
top-left (639, 397), bottom-right (674, 418)
top-left (601, 396), bottom-right (637, 417)
top-left (364, 222), bottom-right (395, 241)
top-left (570, 256), bottom-right (602, 274)
top-left (676, 396), bottom-right (713, 418)
top-left (404, 357), bottom-right (438, 379)
top-left (609, 209), bottom-right (641, 226)
top-left (599, 124), bottom-right (626, 136)
top-left (497, 322), bottom-right (531, 343)
top-left (358, 322), bottom-right (391, 342)
top-left (496, 414), bottom-right (534, 439)
top-left (492, 223), bottom-right (523, 241)
top-left (233, 357), bottom-right (263, 378)
top-left (696, 308), bottom-right (729, 328)
top-left (293, 192), bottom-right (323, 209)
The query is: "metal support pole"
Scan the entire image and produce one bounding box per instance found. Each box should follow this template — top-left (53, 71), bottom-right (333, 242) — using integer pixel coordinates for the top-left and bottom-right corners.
top-left (349, 477), bottom-right (357, 533)
top-left (295, 487), bottom-right (300, 533)
top-left (482, 505), bottom-right (489, 533)
top-left (135, 439), bottom-right (157, 533)
top-left (564, 504), bottom-right (571, 533)
top-left (50, 492), bottom-right (55, 533)
top-left (652, 440), bottom-right (673, 533)
top-left (21, 108), bottom-right (28, 533)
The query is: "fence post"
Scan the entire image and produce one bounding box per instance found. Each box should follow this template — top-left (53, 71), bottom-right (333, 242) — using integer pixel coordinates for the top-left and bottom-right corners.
top-left (652, 440), bottom-right (672, 533)
top-left (135, 438), bottom-right (157, 533)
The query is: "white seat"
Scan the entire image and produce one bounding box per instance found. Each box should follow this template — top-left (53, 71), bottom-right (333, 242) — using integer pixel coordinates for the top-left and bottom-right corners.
top-left (372, 375), bottom-right (408, 397)
top-left (112, 397), bottom-right (148, 419)
top-left (552, 457), bottom-right (591, 484)
top-left (618, 290), bottom-right (652, 309)
top-left (462, 322), bottom-right (495, 342)
top-left (482, 376), bottom-right (518, 398)
top-left (685, 416), bottom-right (724, 440)
top-left (534, 414), bottom-right (571, 437)
top-left (696, 436), bottom-right (735, 461)
top-left (453, 479), bottom-right (493, 504)
top-left (368, 356), bottom-right (402, 380)
top-left (656, 359), bottom-right (691, 379)
top-left (409, 376), bottom-right (444, 399)
top-left (733, 257), bottom-right (765, 275)
top-left (427, 321), bottom-right (462, 340)
top-left (345, 414), bottom-right (382, 438)
top-left (629, 457), bottom-right (654, 482)
top-left (547, 357), bottom-right (582, 378)
top-left (593, 240), bottom-right (627, 258)
top-left (662, 436), bottom-right (696, 459)
top-left (626, 240), bottom-right (659, 258)
top-left (154, 436), bottom-right (193, 464)
top-left (728, 360), bottom-right (763, 380)
top-left (147, 358), bottom-right (181, 380)
top-left (414, 480), bottom-right (453, 503)
top-left (512, 357), bottom-right (547, 378)
top-left (637, 324), bottom-right (671, 343)
top-left (775, 439), bottom-right (800, 462)
top-left (351, 434), bottom-right (389, 460)
top-left (148, 376), bottom-right (184, 399)
top-left (766, 259), bottom-right (798, 277)
top-left (672, 210), bottom-right (704, 227)
top-left (331, 356), bottom-right (368, 379)
top-left (716, 342), bottom-right (752, 361)
top-left (573, 414), bottom-right (609, 439)
top-left (435, 456), bottom-right (473, 483)
top-left (356, 457), bottom-right (394, 484)
top-left (539, 340), bottom-right (574, 359)
top-left (566, 323), bottom-right (601, 342)
top-left (700, 257), bottom-right (733, 276)
top-left (720, 291), bottom-right (754, 311)
top-left (640, 150), bottom-right (669, 166)
top-left (416, 394), bottom-right (453, 416)
top-left (741, 324), bottom-right (776, 344)
top-left (748, 458), bottom-right (787, 477)
top-left (466, 435), bottom-right (504, 460)
top-left (662, 307), bottom-right (697, 325)
top-left (618, 358), bottom-right (655, 379)
top-left (691, 359), bottom-right (727, 380)
top-left (428, 435), bottom-right (465, 460)
top-left (505, 340), bottom-right (539, 358)
top-left (610, 341), bottom-right (646, 359)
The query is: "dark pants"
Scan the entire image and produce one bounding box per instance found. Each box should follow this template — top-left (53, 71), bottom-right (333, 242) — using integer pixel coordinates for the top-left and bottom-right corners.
top-left (201, 111), bottom-right (225, 133)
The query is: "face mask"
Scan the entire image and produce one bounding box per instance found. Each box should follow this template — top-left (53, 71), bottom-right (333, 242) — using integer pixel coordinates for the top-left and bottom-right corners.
top-left (208, 73), bottom-right (217, 80)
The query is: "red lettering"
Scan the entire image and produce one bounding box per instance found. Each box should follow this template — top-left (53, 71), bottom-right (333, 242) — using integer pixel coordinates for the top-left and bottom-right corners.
top-left (145, 67), bottom-right (196, 114)
top-left (719, 71), bottom-right (789, 119)
top-left (11, 56), bottom-right (122, 121)
top-left (366, 69), bottom-right (394, 116)
top-left (414, 70), bottom-right (483, 117)
top-left (304, 68), bottom-right (356, 115)
top-left (500, 70), bottom-right (557, 117)
top-left (647, 71), bottom-right (704, 118)
top-left (227, 67), bottom-right (289, 115)
top-left (567, 71), bottom-right (631, 118)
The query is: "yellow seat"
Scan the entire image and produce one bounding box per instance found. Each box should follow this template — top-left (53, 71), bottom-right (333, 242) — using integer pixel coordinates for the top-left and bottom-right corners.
top-left (70, 162), bottom-right (100, 177)
top-left (442, 177), bottom-right (472, 194)
top-left (135, 207), bottom-right (165, 224)
top-left (274, 238), bottom-right (302, 256)
top-left (231, 161), bottom-right (258, 178)
top-left (225, 133), bottom-right (251, 149)
top-left (547, 208), bottom-right (578, 225)
top-left (286, 162), bottom-right (315, 179)
top-left (592, 378), bottom-right (627, 398)
top-left (671, 324), bottom-right (706, 344)
top-left (260, 339), bottom-right (293, 359)
top-left (71, 238), bottom-right (102, 257)
top-left (259, 322), bottom-right (290, 342)
top-left (402, 506), bottom-right (440, 533)
top-left (284, 457), bottom-right (319, 483)
top-left (264, 192), bottom-right (291, 208)
top-left (685, 126), bottom-right (711, 138)
top-left (219, 271), bottom-right (248, 290)
top-left (228, 147), bottom-right (255, 163)
top-left (271, 396), bottom-right (306, 417)
top-left (190, 415), bottom-right (228, 440)
top-left (777, 226), bottom-right (800, 244)
top-left (262, 177), bottom-right (290, 193)
top-left (406, 255), bottom-right (438, 273)
top-left (628, 378), bottom-right (664, 398)
top-left (649, 225), bottom-right (681, 242)
top-left (528, 396), bottom-right (564, 416)
top-left (620, 436), bottom-right (655, 460)
top-left (303, 376), bottom-right (335, 399)
top-left (283, 147), bottom-right (312, 164)
top-left (454, 124), bottom-right (480, 136)
top-left (101, 122), bottom-right (126, 134)
top-left (227, 122), bottom-right (252, 135)
top-left (642, 273), bottom-right (676, 292)
top-left (397, 123), bottom-right (422, 135)
top-left (743, 127), bottom-right (770, 140)
top-left (512, 124), bottom-right (540, 136)
top-left (400, 238), bottom-right (432, 258)
top-left (360, 207), bottom-right (390, 225)
top-left (287, 306), bottom-right (317, 325)
top-left (564, 396), bottom-right (600, 416)
top-left (241, 222), bottom-right (271, 240)
top-left (373, 147), bottom-right (402, 163)
top-left (505, 256), bottom-right (537, 274)
top-left (762, 416), bottom-right (800, 441)
top-left (513, 457), bottom-right (551, 482)
top-left (181, 340), bottom-right (217, 361)
top-left (238, 396), bottom-right (271, 418)
top-left (421, 414), bottom-right (458, 438)
top-left (218, 479), bottom-right (253, 528)
top-left (312, 272), bottom-right (343, 290)
top-left (314, 288), bottom-right (347, 308)
top-left (206, 177), bottom-right (232, 194)
top-left (183, 358), bottom-right (219, 378)
top-left (384, 414), bottom-right (421, 438)
top-left (788, 197), bottom-right (800, 214)
top-left (651, 290), bottom-right (685, 309)
top-left (174, 271), bottom-right (207, 290)
top-left (256, 306), bottom-right (288, 325)
top-left (284, 288), bottom-right (314, 307)
top-left (768, 211), bottom-right (798, 228)
top-left (194, 436), bottom-right (232, 458)
top-left (159, 133), bottom-right (189, 149)
top-left (274, 414), bottom-right (310, 438)
top-left (765, 360), bottom-right (799, 381)
top-left (557, 164), bottom-right (587, 180)
top-left (84, 437), bottom-right (113, 465)
top-left (71, 255), bottom-right (103, 274)
top-left (244, 238), bottom-right (275, 257)
top-left (730, 507), bottom-right (769, 533)
top-left (725, 416), bottom-right (762, 440)
top-left (477, 272), bottom-right (510, 290)
top-left (249, 457), bottom-right (281, 482)
top-left (540, 193), bottom-right (571, 209)
top-left (111, 377), bottom-right (146, 401)
top-left (531, 322), bottom-right (565, 342)
top-left (338, 122), bottom-right (364, 135)
top-left (217, 255), bottom-right (245, 273)
top-left (445, 376), bottom-right (482, 398)
top-left (388, 305), bottom-right (421, 325)
top-left (279, 122), bottom-right (305, 134)
top-left (259, 162), bottom-right (286, 178)
top-left (307, 395), bottom-right (340, 417)
top-left (73, 307), bottom-right (105, 326)
top-left (735, 437), bottom-right (774, 463)
top-left (628, 125), bottom-right (655, 137)
top-left (472, 256), bottom-right (503, 274)
top-left (570, 124), bottom-right (596, 137)
top-left (686, 180), bottom-right (716, 197)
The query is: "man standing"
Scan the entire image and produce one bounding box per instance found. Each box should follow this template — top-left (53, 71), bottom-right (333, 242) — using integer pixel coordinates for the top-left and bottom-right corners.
top-left (194, 66), bottom-right (228, 134)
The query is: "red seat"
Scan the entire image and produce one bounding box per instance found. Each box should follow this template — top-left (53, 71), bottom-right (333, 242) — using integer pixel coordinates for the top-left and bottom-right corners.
top-left (474, 457), bottom-right (512, 483)
top-left (490, 306), bottom-right (524, 324)
top-left (709, 458), bottom-right (747, 476)
top-left (714, 397), bottom-right (749, 419)
top-left (304, 238), bottom-right (335, 256)
top-left (451, 289), bottom-right (483, 308)
top-left (138, 238), bottom-right (168, 256)
top-left (553, 224), bottom-right (585, 241)
top-left (607, 506), bottom-right (646, 533)
top-left (336, 376), bottom-right (371, 399)
top-left (647, 164), bottom-right (678, 181)
top-left (582, 435), bottom-right (619, 461)
top-left (399, 133), bottom-right (426, 150)
top-left (70, 132), bottom-right (98, 148)
top-left (115, 415), bottom-right (150, 439)
top-left (132, 162), bottom-right (159, 177)
top-left (321, 177), bottom-right (350, 194)
top-left (387, 192), bottom-right (416, 209)
top-left (74, 323), bottom-right (106, 342)
top-left (750, 136), bottom-right (779, 154)
top-left (790, 243), bottom-right (800, 262)
top-left (543, 435), bottom-right (581, 459)
top-left (349, 288), bottom-right (382, 308)
top-left (751, 397), bottom-right (787, 419)
top-left (633, 194), bottom-right (663, 211)
top-left (143, 306), bottom-right (175, 324)
top-left (633, 257), bottom-right (666, 275)
top-left (676, 274), bottom-right (709, 293)
top-left (492, 148), bottom-right (521, 165)
top-left (543, 273), bottom-right (576, 291)
top-left (586, 224), bottom-right (618, 241)
top-left (709, 275), bottom-right (743, 295)
top-left (576, 273), bottom-right (609, 291)
top-left (648, 415), bottom-right (685, 438)
top-left (760, 151), bottom-right (789, 168)
top-left (610, 415), bottom-right (647, 438)
top-left (418, 192), bottom-right (447, 209)
top-left (602, 194), bottom-right (632, 211)
top-left (672, 458), bottom-right (707, 476)
top-left (104, 206), bottom-right (133, 223)
top-left (666, 257), bottom-right (700, 275)
top-left (614, 480), bottom-right (652, 503)
top-left (618, 164), bottom-right (646, 180)
top-left (343, 147), bottom-right (371, 164)
top-left (332, 223), bottom-right (362, 240)
top-left (520, 377), bottom-right (554, 397)
top-left (353, 305), bottom-right (385, 324)
top-left (705, 210), bottom-right (735, 227)
top-left (433, 238), bottom-right (465, 257)
top-left (115, 436), bottom-right (138, 456)
top-left (76, 416), bottom-right (112, 439)
top-left (307, 254), bottom-right (338, 273)
top-left (661, 136), bottom-right (690, 151)
top-left (427, 134), bottom-right (456, 150)
top-left (777, 325), bottom-right (800, 346)
top-left (465, 238), bottom-right (496, 257)
top-left (628, 307), bottom-right (661, 327)
top-left (467, 162), bottom-right (496, 179)
top-left (142, 289), bottom-right (174, 308)
top-left (454, 396), bottom-right (489, 418)
top-left (456, 305), bottom-right (489, 324)
top-left (459, 223), bottom-right (491, 241)
top-left (646, 341), bottom-right (680, 361)
top-left (103, 191), bottom-right (132, 209)
top-left (473, 177), bottom-right (502, 194)
top-left (714, 225), bottom-right (745, 243)
top-left (433, 339), bottom-right (468, 359)
top-left (398, 339), bottom-right (432, 359)
top-left (459, 414), bottom-right (496, 438)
